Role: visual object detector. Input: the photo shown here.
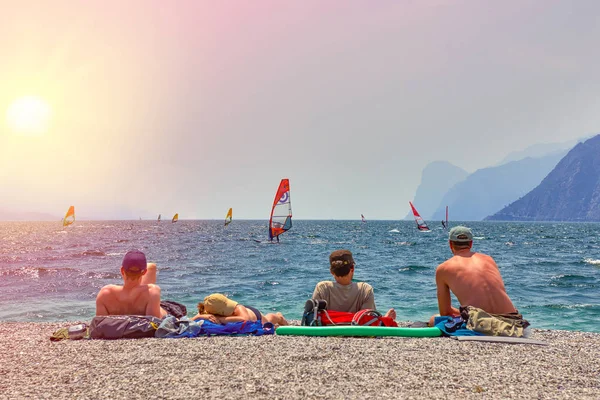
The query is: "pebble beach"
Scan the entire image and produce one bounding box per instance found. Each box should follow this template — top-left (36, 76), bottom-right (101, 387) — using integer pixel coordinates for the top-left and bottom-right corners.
top-left (1, 321), bottom-right (599, 399)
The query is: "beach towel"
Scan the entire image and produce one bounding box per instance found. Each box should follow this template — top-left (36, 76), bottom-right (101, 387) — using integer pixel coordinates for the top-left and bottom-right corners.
top-left (434, 316), bottom-right (483, 337)
top-left (156, 316), bottom-right (275, 338)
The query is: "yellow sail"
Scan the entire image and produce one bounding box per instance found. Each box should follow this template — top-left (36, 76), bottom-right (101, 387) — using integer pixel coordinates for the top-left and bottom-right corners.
top-left (224, 208), bottom-right (232, 226)
top-left (63, 206), bottom-right (75, 227)
top-left (172, 213), bottom-right (179, 223)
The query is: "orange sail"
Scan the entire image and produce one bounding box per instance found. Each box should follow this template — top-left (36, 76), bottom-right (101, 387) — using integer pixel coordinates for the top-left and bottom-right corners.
top-left (172, 213), bottom-right (179, 223)
top-left (269, 179), bottom-right (292, 241)
top-left (224, 208), bottom-right (233, 226)
top-left (63, 206), bottom-right (75, 227)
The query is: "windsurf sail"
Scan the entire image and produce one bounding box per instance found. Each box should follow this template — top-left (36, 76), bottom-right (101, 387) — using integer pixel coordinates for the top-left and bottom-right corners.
top-left (409, 202), bottom-right (430, 231)
top-left (361, 214), bottom-right (366, 223)
top-left (63, 206), bottom-right (75, 227)
top-left (172, 213), bottom-right (178, 223)
top-left (224, 208), bottom-right (233, 226)
top-left (445, 206), bottom-right (449, 230)
top-left (269, 179), bottom-right (292, 241)
top-left (158, 214), bottom-right (161, 222)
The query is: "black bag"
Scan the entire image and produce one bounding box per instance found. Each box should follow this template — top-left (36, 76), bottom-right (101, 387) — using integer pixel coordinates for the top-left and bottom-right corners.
top-left (301, 299), bottom-right (328, 326)
top-left (89, 315), bottom-right (162, 340)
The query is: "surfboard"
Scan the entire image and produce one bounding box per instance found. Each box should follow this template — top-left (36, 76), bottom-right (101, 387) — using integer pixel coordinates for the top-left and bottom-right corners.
top-left (275, 325), bottom-right (442, 337)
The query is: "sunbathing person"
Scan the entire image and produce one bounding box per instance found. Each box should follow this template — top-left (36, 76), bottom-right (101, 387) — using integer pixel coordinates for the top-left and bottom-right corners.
top-left (312, 249), bottom-right (396, 319)
top-left (95, 250), bottom-right (186, 319)
top-left (429, 226), bottom-right (524, 328)
top-left (192, 293), bottom-right (288, 326)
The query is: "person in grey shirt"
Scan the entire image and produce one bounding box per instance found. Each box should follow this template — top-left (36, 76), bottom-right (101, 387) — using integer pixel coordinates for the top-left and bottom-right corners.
top-left (312, 249), bottom-right (396, 319)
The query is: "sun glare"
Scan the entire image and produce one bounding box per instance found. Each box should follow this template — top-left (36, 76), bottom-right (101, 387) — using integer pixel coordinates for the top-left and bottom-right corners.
top-left (5, 96), bottom-right (51, 136)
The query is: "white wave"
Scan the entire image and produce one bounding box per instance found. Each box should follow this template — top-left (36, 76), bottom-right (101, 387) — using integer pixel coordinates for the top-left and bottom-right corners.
top-left (584, 258), bottom-right (600, 265)
top-left (388, 229), bottom-right (400, 233)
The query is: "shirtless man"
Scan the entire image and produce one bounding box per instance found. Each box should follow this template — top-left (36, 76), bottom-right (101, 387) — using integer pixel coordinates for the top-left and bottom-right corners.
top-left (96, 250), bottom-right (184, 319)
top-left (312, 249), bottom-right (396, 319)
top-left (192, 293), bottom-right (288, 326)
top-left (429, 226), bottom-right (517, 326)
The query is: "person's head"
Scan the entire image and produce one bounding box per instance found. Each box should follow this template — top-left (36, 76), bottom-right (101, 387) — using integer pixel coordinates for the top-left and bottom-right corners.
top-left (329, 249), bottom-right (355, 278)
top-left (201, 293), bottom-right (238, 316)
top-left (120, 250), bottom-right (148, 280)
top-left (448, 226), bottom-right (473, 253)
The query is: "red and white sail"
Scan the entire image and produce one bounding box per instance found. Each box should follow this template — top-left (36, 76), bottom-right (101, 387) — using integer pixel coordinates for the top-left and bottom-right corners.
top-left (409, 202), bottom-right (430, 231)
top-left (269, 179), bottom-right (292, 240)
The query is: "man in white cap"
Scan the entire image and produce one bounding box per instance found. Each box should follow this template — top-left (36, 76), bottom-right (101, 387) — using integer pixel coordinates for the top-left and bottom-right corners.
top-left (429, 226), bottom-right (518, 327)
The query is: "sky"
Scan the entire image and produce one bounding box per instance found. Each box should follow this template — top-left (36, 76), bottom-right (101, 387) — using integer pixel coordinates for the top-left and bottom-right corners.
top-left (1, 0), bottom-right (599, 220)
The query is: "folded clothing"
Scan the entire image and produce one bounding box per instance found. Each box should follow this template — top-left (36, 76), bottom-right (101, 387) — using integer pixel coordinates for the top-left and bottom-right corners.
top-left (461, 306), bottom-right (530, 337)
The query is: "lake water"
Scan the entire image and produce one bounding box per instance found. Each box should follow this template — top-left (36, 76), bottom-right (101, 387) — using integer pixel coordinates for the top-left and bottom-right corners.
top-left (1, 220), bottom-right (599, 332)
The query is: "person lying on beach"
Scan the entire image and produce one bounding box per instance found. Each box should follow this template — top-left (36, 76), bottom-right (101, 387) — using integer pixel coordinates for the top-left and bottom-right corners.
top-left (95, 250), bottom-right (186, 319)
top-left (428, 226), bottom-right (525, 329)
top-left (312, 249), bottom-right (396, 319)
top-left (191, 293), bottom-right (288, 326)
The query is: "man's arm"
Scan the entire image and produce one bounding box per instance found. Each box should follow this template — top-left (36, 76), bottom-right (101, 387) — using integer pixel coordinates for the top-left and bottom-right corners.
top-left (191, 313), bottom-right (218, 323)
top-left (435, 266), bottom-right (460, 316)
top-left (95, 286), bottom-right (111, 316)
top-left (145, 285), bottom-right (163, 318)
top-left (360, 284), bottom-right (376, 310)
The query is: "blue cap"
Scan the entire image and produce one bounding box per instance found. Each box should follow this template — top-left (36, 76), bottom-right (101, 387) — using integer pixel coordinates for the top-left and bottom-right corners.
top-left (122, 250), bottom-right (147, 273)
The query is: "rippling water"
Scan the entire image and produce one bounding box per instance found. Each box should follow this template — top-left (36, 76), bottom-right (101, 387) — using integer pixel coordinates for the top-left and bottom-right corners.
top-left (1, 220), bottom-right (599, 332)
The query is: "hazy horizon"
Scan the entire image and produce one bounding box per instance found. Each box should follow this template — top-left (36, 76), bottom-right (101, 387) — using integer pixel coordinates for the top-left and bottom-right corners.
top-left (2, 1), bottom-right (599, 219)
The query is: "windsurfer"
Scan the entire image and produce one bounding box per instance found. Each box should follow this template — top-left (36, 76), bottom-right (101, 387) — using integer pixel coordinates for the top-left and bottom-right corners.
top-left (428, 226), bottom-right (522, 327)
top-left (95, 250), bottom-right (187, 319)
top-left (312, 249), bottom-right (396, 319)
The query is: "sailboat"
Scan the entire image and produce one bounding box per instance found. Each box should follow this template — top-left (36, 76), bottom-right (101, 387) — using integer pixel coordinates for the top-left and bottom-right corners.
top-left (158, 214), bottom-right (161, 222)
top-left (224, 208), bottom-right (233, 227)
top-left (172, 213), bottom-right (179, 223)
top-left (269, 178), bottom-right (292, 241)
top-left (361, 214), bottom-right (366, 223)
top-left (408, 202), bottom-right (430, 232)
top-left (62, 206), bottom-right (75, 227)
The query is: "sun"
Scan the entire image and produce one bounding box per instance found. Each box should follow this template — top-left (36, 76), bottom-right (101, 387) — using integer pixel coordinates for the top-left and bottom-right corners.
top-left (5, 96), bottom-right (52, 136)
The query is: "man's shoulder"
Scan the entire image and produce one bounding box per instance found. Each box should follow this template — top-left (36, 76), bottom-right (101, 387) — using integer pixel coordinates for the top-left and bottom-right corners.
top-left (98, 284), bottom-right (121, 294)
top-left (356, 281), bottom-right (373, 291)
top-left (315, 281), bottom-right (333, 289)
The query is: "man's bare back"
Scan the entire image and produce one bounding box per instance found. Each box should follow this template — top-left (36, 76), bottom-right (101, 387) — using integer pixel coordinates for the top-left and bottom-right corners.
top-left (431, 226), bottom-right (517, 325)
top-left (436, 252), bottom-right (516, 315)
top-left (95, 282), bottom-right (165, 318)
top-left (95, 252), bottom-right (166, 319)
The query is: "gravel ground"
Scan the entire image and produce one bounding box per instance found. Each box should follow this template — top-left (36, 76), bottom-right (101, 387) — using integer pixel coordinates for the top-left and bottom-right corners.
top-left (1, 321), bottom-right (599, 399)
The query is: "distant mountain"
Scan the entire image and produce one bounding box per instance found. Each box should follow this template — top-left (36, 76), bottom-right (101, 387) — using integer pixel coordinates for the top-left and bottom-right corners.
top-left (496, 137), bottom-right (584, 165)
top-left (0, 210), bottom-right (59, 221)
top-left (430, 150), bottom-right (568, 221)
top-left (406, 161), bottom-right (469, 220)
top-left (486, 134), bottom-right (600, 221)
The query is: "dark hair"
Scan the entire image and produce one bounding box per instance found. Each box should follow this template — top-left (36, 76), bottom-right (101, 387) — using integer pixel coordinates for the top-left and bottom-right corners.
top-left (450, 240), bottom-right (472, 251)
top-left (122, 269), bottom-right (144, 279)
top-left (330, 260), bottom-right (354, 277)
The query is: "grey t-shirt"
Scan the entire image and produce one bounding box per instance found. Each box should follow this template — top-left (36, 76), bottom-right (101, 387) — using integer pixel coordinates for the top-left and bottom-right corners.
top-left (312, 281), bottom-right (376, 313)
